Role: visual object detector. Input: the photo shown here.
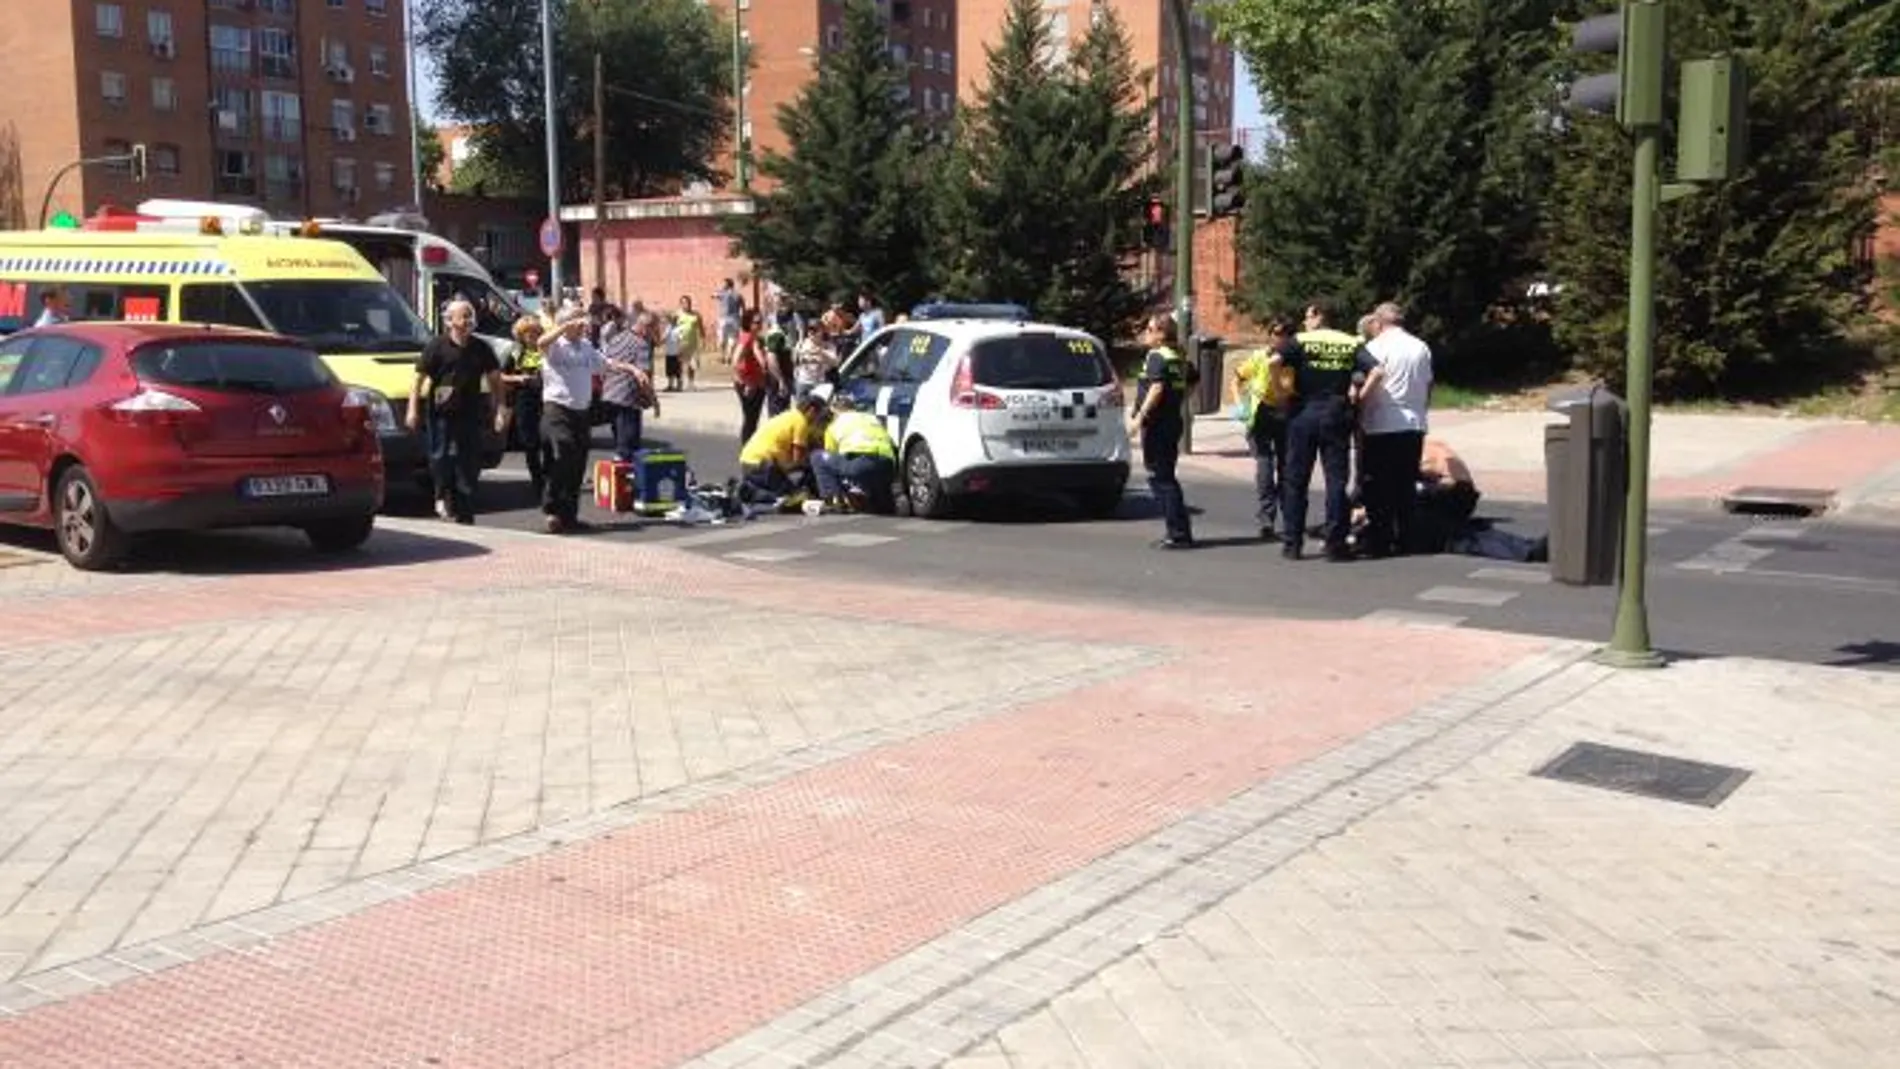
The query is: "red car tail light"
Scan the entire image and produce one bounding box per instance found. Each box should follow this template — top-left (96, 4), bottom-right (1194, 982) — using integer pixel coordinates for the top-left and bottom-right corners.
top-left (110, 389), bottom-right (202, 425)
top-left (949, 354), bottom-right (1004, 410)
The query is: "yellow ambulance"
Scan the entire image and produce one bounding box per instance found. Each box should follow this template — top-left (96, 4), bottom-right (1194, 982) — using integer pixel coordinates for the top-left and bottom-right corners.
top-left (0, 211), bottom-right (502, 485)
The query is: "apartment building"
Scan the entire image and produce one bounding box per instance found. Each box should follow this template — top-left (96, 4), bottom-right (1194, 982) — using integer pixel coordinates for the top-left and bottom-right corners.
top-left (0, 0), bottom-right (414, 227)
top-left (957, 0), bottom-right (1235, 173)
top-left (709, 0), bottom-right (959, 188)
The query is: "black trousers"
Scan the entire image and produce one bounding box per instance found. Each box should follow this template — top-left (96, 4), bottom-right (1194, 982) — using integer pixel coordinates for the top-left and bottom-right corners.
top-left (513, 394), bottom-right (545, 493)
top-left (1142, 421), bottom-right (1192, 543)
top-left (735, 384), bottom-right (766, 444)
top-left (1247, 411), bottom-right (1288, 529)
top-left (1282, 402), bottom-right (1352, 550)
top-left (1361, 431), bottom-right (1426, 554)
top-left (540, 403), bottom-right (591, 522)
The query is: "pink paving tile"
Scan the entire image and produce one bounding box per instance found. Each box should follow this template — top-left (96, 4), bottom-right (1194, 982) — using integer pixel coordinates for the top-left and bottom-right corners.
top-left (1655, 423), bottom-right (1900, 501)
top-left (0, 610), bottom-right (1542, 1068)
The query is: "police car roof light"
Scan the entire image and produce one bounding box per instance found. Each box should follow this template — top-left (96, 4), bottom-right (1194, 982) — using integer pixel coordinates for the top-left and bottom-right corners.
top-left (909, 302), bottom-right (1031, 322)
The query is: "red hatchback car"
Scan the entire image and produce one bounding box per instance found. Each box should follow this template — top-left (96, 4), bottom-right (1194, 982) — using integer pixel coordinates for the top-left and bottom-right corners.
top-left (0, 323), bottom-right (384, 570)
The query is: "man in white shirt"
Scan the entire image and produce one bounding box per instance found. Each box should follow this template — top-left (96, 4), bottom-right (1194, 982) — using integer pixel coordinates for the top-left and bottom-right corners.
top-left (536, 302), bottom-right (641, 533)
top-left (1356, 301), bottom-right (1434, 557)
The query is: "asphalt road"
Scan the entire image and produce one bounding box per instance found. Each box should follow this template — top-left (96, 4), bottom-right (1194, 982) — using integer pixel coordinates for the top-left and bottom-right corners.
top-left (417, 426), bottom-right (1898, 672)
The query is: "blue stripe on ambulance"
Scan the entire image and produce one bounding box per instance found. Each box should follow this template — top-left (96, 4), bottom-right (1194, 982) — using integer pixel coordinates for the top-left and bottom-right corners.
top-left (0, 258), bottom-right (233, 276)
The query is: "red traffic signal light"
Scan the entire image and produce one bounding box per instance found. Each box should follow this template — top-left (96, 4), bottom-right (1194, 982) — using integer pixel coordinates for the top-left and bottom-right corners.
top-left (1145, 198), bottom-right (1166, 226)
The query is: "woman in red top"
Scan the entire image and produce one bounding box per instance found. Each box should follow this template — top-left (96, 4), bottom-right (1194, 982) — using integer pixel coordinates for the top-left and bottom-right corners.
top-left (732, 308), bottom-right (768, 444)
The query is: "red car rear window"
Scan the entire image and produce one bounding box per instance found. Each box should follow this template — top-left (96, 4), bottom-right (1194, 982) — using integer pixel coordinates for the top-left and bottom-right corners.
top-left (131, 341), bottom-right (337, 395)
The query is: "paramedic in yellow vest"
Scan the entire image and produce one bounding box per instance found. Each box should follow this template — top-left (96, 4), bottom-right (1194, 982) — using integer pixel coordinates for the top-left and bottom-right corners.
top-left (1127, 313), bottom-right (1197, 549)
top-left (812, 389), bottom-right (899, 513)
top-left (739, 390), bottom-right (828, 498)
top-left (1273, 298), bottom-right (1378, 560)
top-left (1231, 317), bottom-right (1296, 541)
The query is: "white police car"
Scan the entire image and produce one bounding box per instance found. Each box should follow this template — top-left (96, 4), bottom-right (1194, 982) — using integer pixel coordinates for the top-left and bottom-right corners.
top-left (833, 304), bottom-right (1130, 518)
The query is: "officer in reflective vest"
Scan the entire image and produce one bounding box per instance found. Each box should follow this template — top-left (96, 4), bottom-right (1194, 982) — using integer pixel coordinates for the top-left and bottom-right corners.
top-left (1128, 313), bottom-right (1197, 549)
top-left (501, 315), bottom-right (548, 496)
top-left (1271, 299), bottom-right (1377, 560)
top-left (813, 389), bottom-right (899, 513)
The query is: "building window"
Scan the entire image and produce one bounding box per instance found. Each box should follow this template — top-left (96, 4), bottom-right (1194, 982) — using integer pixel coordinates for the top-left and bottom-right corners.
top-left (325, 39), bottom-right (349, 69)
top-left (214, 87), bottom-right (253, 135)
top-left (101, 71), bottom-right (128, 106)
top-left (260, 28), bottom-right (295, 79)
top-left (259, 0), bottom-right (296, 14)
top-left (147, 9), bottom-right (173, 47)
top-left (367, 104), bottom-right (393, 135)
top-left (332, 99), bottom-right (355, 134)
top-left (922, 87), bottom-right (935, 111)
top-left (211, 25), bottom-right (253, 74)
top-left (263, 90), bottom-right (301, 140)
top-left (104, 139), bottom-right (133, 174)
top-left (369, 46), bottom-right (389, 77)
top-left (825, 24), bottom-right (841, 49)
top-left (95, 3), bottom-right (124, 38)
top-left (327, 0), bottom-right (344, 9)
top-left (366, 0), bottom-right (386, 15)
top-left (890, 43), bottom-right (908, 65)
top-left (152, 144), bottom-right (181, 177)
top-left (921, 46), bottom-right (934, 70)
top-left (332, 158), bottom-right (357, 192)
top-left (152, 77), bottom-right (176, 111)
top-left (374, 162), bottom-right (396, 191)
top-left (265, 153), bottom-right (303, 201)
top-left (219, 151), bottom-right (257, 195)
top-left (939, 50), bottom-right (952, 72)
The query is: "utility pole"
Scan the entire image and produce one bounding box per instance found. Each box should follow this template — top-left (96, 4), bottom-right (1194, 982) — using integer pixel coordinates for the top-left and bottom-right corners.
top-left (540, 0), bottom-right (564, 301)
top-left (733, 1), bottom-right (748, 192)
top-left (1166, 0), bottom-right (1196, 453)
top-left (593, 18), bottom-right (607, 297)
top-left (404, 0), bottom-right (424, 207)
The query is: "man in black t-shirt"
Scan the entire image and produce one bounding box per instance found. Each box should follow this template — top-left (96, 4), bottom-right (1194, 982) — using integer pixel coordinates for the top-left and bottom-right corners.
top-left (1271, 299), bottom-right (1378, 560)
top-left (407, 299), bottom-right (503, 524)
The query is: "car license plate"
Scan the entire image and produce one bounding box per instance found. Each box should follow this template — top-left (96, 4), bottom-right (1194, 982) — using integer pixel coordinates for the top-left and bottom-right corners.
top-left (243, 475), bottom-right (331, 498)
top-left (1018, 437), bottom-right (1080, 455)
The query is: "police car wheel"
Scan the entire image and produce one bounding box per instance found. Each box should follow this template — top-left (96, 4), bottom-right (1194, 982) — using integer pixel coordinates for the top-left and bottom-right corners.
top-left (904, 441), bottom-right (950, 519)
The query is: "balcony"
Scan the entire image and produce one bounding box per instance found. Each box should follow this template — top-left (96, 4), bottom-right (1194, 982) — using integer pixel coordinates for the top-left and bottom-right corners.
top-left (261, 55), bottom-right (296, 80)
top-left (263, 117), bottom-right (302, 142)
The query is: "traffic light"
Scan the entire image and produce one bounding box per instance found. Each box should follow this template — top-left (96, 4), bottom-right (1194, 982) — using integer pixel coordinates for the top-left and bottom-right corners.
top-left (1566, 2), bottom-right (1664, 128)
top-left (1205, 143), bottom-right (1246, 218)
top-left (1143, 196), bottom-right (1167, 249)
top-left (129, 143), bottom-right (148, 183)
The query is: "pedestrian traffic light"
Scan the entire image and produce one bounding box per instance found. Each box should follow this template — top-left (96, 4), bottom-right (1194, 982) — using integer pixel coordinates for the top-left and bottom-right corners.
top-left (1143, 196), bottom-right (1167, 249)
top-left (1205, 143), bottom-right (1246, 218)
top-left (129, 143), bottom-right (148, 183)
top-left (1566, 2), bottom-right (1665, 128)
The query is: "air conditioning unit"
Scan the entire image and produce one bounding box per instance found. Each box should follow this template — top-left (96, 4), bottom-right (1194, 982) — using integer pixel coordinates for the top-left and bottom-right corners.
top-left (151, 40), bottom-right (175, 58)
top-left (216, 109), bottom-right (239, 132)
top-left (336, 126), bottom-right (356, 142)
top-left (336, 65), bottom-right (355, 84)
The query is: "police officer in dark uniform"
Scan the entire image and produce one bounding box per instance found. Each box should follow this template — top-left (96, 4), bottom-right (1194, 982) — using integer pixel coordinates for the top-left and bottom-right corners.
top-left (1128, 313), bottom-right (1197, 549)
top-left (1271, 299), bottom-right (1377, 560)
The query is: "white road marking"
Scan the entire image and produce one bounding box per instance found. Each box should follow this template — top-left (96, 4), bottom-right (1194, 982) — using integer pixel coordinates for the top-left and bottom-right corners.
top-left (657, 514), bottom-right (865, 548)
top-left (814, 533), bottom-right (900, 548)
top-left (1647, 525), bottom-right (1670, 537)
top-left (1468, 567), bottom-right (1550, 585)
top-left (1416, 585), bottom-right (1520, 608)
top-left (1737, 524), bottom-right (1809, 540)
top-left (724, 547), bottom-right (814, 563)
top-left (1360, 609), bottom-right (1467, 629)
top-left (888, 519), bottom-right (965, 533)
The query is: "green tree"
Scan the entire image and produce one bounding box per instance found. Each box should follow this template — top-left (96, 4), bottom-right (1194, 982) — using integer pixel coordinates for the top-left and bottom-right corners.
top-left (1232, 0), bottom-right (1566, 361)
top-left (1545, 0), bottom-right (1884, 397)
top-left (416, 0), bottom-right (731, 201)
top-left (937, 0), bottom-right (1154, 343)
top-left (724, 0), bottom-right (938, 309)
top-left (1207, 0), bottom-right (1457, 124)
top-left (416, 112), bottom-right (446, 192)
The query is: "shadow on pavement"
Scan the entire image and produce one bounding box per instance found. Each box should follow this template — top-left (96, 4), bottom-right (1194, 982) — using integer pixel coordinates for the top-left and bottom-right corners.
top-left (1828, 640), bottom-right (1900, 669)
top-left (122, 523), bottom-right (491, 576)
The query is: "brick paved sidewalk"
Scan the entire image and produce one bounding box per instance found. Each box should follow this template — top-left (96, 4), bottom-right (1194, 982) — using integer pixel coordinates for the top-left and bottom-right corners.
top-left (0, 521), bottom-right (1893, 1067)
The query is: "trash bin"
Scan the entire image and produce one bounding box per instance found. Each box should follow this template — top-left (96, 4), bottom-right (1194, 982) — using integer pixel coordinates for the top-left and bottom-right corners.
top-left (1544, 384), bottom-right (1628, 585)
top-left (1191, 335), bottom-right (1224, 415)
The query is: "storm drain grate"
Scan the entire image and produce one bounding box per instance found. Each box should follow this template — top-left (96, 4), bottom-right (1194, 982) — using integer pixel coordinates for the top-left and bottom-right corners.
top-left (1532, 742), bottom-right (1752, 808)
top-left (1721, 486), bottom-right (1833, 518)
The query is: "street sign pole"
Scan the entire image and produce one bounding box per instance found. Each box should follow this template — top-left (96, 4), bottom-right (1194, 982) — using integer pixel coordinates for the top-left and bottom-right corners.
top-left (1167, 0), bottom-right (1196, 455)
top-left (540, 0), bottom-right (564, 301)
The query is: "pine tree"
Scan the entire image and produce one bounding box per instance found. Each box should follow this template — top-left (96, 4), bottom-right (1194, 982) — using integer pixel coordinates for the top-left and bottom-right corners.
top-left (1544, 0), bottom-right (1883, 397)
top-left (938, 0), bottom-right (1154, 343)
top-left (1231, 0), bottom-right (1566, 362)
top-left (723, 0), bottom-right (937, 309)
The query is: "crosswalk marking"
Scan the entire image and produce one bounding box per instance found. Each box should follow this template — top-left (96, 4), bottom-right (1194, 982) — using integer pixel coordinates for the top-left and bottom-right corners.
top-left (1416, 585), bottom-right (1520, 608)
top-left (658, 515), bottom-right (864, 548)
top-left (724, 547), bottom-right (814, 563)
top-left (814, 533), bottom-right (900, 548)
top-left (1468, 567), bottom-right (1550, 585)
top-left (1360, 609), bottom-right (1466, 629)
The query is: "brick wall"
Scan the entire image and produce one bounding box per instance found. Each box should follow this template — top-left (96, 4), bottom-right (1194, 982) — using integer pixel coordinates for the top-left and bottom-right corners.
top-left (1190, 215), bottom-right (1258, 343)
top-left (577, 216), bottom-right (757, 313)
